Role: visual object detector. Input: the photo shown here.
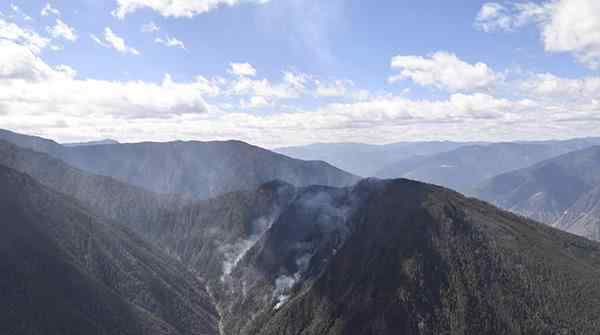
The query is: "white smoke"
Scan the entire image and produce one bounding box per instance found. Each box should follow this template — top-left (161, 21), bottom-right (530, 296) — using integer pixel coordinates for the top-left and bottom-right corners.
top-left (273, 274), bottom-right (298, 310)
top-left (274, 295), bottom-right (289, 310)
top-left (219, 214), bottom-right (279, 282)
top-left (220, 238), bottom-right (256, 279)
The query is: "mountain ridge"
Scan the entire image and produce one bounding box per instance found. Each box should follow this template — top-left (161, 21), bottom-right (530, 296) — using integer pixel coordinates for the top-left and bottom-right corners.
top-left (0, 129), bottom-right (360, 199)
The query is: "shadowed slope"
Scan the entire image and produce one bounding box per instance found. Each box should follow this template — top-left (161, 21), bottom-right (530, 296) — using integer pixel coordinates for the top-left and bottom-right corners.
top-left (0, 165), bottom-right (218, 335)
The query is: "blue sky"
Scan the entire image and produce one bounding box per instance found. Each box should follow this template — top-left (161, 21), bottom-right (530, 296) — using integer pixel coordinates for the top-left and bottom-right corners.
top-left (1, 0), bottom-right (600, 147)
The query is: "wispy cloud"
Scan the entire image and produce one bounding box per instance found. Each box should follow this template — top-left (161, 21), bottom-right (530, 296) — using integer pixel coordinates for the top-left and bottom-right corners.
top-left (141, 21), bottom-right (159, 33)
top-left (41, 2), bottom-right (61, 17)
top-left (47, 19), bottom-right (77, 42)
top-left (91, 28), bottom-right (139, 55)
top-left (112, 0), bottom-right (272, 19)
top-left (155, 36), bottom-right (185, 49)
top-left (256, 0), bottom-right (344, 66)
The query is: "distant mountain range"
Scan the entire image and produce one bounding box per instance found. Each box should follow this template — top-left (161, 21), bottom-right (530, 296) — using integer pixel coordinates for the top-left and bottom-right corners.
top-left (276, 139), bottom-right (600, 193)
top-left (477, 146), bottom-right (600, 240)
top-left (63, 139), bottom-right (120, 147)
top-left (376, 141), bottom-right (600, 194)
top-left (0, 129), bottom-right (359, 199)
top-left (275, 141), bottom-right (474, 177)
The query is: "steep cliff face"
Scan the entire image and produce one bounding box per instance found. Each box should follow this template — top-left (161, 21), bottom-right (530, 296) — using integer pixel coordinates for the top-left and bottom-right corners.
top-left (0, 165), bottom-right (219, 335)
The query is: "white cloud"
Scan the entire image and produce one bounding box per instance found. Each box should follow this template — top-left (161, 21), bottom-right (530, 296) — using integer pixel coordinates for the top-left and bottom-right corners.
top-left (155, 36), bottom-right (185, 49)
top-left (3, 45), bottom-right (599, 147)
top-left (315, 79), bottom-right (353, 97)
top-left (226, 73), bottom-right (307, 99)
top-left (541, 0), bottom-right (600, 69)
top-left (476, 0), bottom-right (600, 69)
top-left (229, 63), bottom-right (257, 77)
top-left (474, 2), bottom-right (550, 32)
top-left (0, 18), bottom-right (50, 53)
top-left (41, 3), bottom-right (61, 17)
top-left (3, 18), bottom-right (599, 147)
top-left (46, 19), bottom-right (77, 41)
top-left (141, 21), bottom-right (160, 33)
top-left (91, 28), bottom-right (139, 55)
top-left (283, 71), bottom-right (310, 90)
top-left (389, 51), bottom-right (498, 92)
top-left (53, 64), bottom-right (77, 78)
top-left (112, 0), bottom-right (272, 19)
top-left (0, 41), bottom-right (218, 125)
top-left (240, 96), bottom-right (270, 109)
top-left (8, 3), bottom-right (33, 21)
top-left (520, 72), bottom-right (600, 100)
top-left (475, 3), bottom-right (513, 32)
top-left (0, 39), bottom-right (73, 81)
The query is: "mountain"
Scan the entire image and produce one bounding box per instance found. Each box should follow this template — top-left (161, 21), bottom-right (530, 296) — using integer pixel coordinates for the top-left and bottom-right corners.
top-left (376, 141), bottom-right (600, 195)
top-left (57, 140), bottom-right (359, 199)
top-left (105, 176), bottom-right (600, 334)
top-left (0, 129), bottom-right (63, 154)
top-left (63, 139), bottom-right (120, 147)
top-left (6, 127), bottom-right (600, 333)
top-left (0, 129), bottom-right (359, 199)
top-left (248, 179), bottom-right (600, 334)
top-left (0, 140), bottom-right (189, 231)
top-left (0, 165), bottom-right (218, 335)
top-left (254, 180), bottom-right (600, 335)
top-left (277, 138), bottom-right (600, 179)
top-left (275, 141), bottom-right (473, 177)
top-left (477, 146), bottom-right (600, 240)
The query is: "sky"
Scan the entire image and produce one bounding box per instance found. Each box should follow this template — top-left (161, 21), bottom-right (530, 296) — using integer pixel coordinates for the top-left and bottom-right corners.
top-left (1, 0), bottom-right (600, 147)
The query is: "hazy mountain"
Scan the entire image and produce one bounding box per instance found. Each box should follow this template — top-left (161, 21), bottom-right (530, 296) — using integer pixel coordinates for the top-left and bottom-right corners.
top-left (276, 138), bottom-right (600, 179)
top-left (63, 139), bottom-right (120, 147)
top-left (275, 141), bottom-right (474, 177)
top-left (477, 146), bottom-right (600, 240)
top-left (0, 129), bottom-right (63, 154)
top-left (0, 140), bottom-right (189, 231)
top-left (0, 129), bottom-right (359, 199)
top-left (0, 165), bottom-right (218, 335)
top-left (376, 141), bottom-right (600, 195)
